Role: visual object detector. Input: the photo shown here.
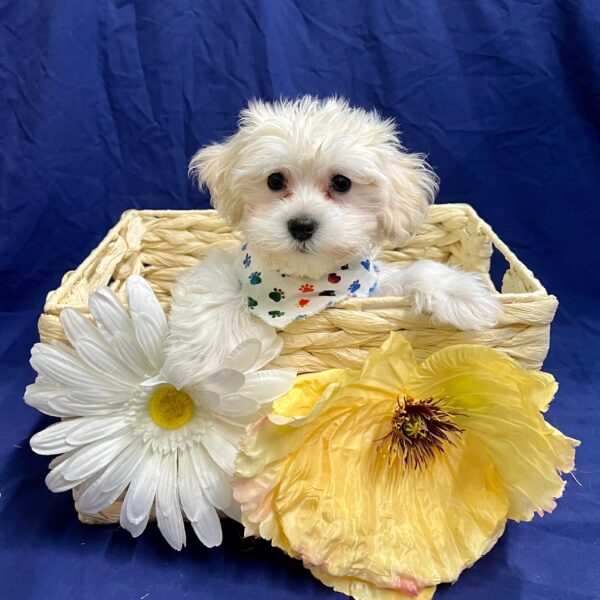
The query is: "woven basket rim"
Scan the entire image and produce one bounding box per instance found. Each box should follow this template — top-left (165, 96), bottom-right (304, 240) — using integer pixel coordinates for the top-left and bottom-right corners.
top-left (43, 203), bottom-right (554, 314)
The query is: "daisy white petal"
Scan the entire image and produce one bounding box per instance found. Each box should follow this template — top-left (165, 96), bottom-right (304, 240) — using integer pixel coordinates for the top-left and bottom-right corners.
top-left (123, 450), bottom-right (161, 526)
top-left (197, 369), bottom-right (245, 396)
top-left (188, 387), bottom-right (221, 411)
top-left (88, 287), bottom-right (151, 376)
top-left (64, 413), bottom-right (130, 446)
top-left (73, 471), bottom-right (102, 501)
top-left (211, 418), bottom-right (247, 442)
top-left (31, 343), bottom-right (131, 391)
top-left (24, 382), bottom-right (68, 417)
top-left (58, 432), bottom-right (132, 483)
top-left (48, 397), bottom-right (124, 417)
top-left (127, 276), bottom-right (168, 370)
top-left (49, 451), bottom-right (75, 470)
top-left (46, 458), bottom-right (108, 494)
top-left (190, 444), bottom-right (232, 510)
top-left (201, 426), bottom-right (241, 477)
top-left (139, 373), bottom-right (169, 387)
top-left (45, 464), bottom-right (86, 493)
top-left (178, 451), bottom-right (205, 521)
top-left (30, 414), bottom-right (127, 455)
top-left (251, 332), bottom-right (284, 372)
top-left (68, 339), bottom-right (139, 386)
top-left (190, 493), bottom-right (223, 548)
top-left (222, 339), bottom-right (262, 373)
top-left (61, 308), bottom-right (139, 385)
top-left (238, 369), bottom-right (297, 404)
top-left (155, 452), bottom-right (186, 551)
top-left (120, 489), bottom-right (151, 538)
top-left (25, 381), bottom-right (127, 412)
top-left (60, 307), bottom-right (111, 352)
top-left (235, 323), bottom-right (283, 373)
top-left (65, 387), bottom-right (132, 404)
top-left (76, 439), bottom-right (147, 514)
top-left (30, 428), bottom-right (78, 456)
top-left (213, 394), bottom-right (260, 418)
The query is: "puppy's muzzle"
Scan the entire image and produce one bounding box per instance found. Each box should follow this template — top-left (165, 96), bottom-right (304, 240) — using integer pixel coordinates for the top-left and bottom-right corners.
top-left (287, 216), bottom-right (318, 241)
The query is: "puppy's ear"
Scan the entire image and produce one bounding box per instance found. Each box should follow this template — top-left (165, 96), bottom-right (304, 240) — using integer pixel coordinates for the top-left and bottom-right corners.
top-left (379, 151), bottom-right (439, 247)
top-left (188, 142), bottom-right (243, 226)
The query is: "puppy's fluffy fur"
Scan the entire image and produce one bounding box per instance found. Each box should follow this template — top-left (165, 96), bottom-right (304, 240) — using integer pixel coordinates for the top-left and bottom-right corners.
top-left (165, 97), bottom-right (500, 386)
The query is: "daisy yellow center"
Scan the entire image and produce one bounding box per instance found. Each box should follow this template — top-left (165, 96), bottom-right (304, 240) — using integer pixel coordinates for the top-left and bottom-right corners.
top-left (148, 385), bottom-right (195, 430)
top-left (377, 395), bottom-right (463, 470)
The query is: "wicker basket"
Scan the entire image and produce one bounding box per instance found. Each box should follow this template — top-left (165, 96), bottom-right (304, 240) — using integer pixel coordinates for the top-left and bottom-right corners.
top-left (37, 203), bottom-right (557, 524)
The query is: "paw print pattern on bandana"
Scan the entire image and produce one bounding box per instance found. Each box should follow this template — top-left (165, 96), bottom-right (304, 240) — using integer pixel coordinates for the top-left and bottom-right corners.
top-left (249, 272), bottom-right (262, 285)
top-left (269, 288), bottom-right (285, 302)
top-left (348, 280), bottom-right (361, 294)
top-left (236, 244), bottom-right (378, 329)
top-left (299, 283), bottom-right (315, 293)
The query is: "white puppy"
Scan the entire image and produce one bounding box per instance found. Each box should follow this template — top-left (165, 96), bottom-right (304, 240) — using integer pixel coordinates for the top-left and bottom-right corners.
top-left (165, 97), bottom-right (500, 386)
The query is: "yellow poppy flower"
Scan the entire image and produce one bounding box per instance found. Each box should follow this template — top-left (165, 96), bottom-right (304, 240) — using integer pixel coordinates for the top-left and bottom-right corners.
top-left (234, 333), bottom-right (579, 600)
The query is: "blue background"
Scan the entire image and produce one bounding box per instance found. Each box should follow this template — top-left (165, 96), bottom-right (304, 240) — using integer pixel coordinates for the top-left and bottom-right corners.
top-left (1, 1), bottom-right (598, 599)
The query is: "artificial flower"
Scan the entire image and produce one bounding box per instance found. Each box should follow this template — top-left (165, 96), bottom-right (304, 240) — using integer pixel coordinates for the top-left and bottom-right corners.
top-left (234, 333), bottom-right (578, 599)
top-left (26, 275), bottom-right (296, 550)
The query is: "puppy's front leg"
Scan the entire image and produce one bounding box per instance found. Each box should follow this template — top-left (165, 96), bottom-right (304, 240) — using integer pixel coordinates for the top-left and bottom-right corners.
top-left (163, 249), bottom-right (280, 388)
top-left (376, 260), bottom-right (501, 331)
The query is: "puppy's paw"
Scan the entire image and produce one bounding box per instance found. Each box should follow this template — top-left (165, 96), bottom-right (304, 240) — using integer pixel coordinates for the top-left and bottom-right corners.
top-left (414, 271), bottom-right (501, 331)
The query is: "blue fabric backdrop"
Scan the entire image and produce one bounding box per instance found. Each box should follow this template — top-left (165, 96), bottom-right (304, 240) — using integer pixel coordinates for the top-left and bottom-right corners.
top-left (1, 1), bottom-right (598, 599)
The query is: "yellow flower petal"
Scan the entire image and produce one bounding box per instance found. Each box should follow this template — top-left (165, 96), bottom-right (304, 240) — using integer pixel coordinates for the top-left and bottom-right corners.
top-left (234, 458), bottom-right (290, 549)
top-left (311, 567), bottom-right (436, 600)
top-left (345, 333), bottom-right (420, 403)
top-left (273, 369), bottom-right (345, 419)
top-left (410, 344), bottom-right (579, 521)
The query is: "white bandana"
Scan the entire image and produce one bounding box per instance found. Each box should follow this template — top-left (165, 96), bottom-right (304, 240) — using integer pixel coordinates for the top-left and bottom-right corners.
top-left (235, 243), bottom-right (379, 329)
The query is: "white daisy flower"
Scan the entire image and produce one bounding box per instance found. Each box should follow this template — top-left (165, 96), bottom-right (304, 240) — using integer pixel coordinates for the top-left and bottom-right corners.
top-left (25, 275), bottom-right (295, 550)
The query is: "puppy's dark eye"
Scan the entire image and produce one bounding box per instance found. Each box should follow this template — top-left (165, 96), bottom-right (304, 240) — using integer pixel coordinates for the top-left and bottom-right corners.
top-left (331, 174), bottom-right (352, 193)
top-left (267, 172), bottom-right (286, 191)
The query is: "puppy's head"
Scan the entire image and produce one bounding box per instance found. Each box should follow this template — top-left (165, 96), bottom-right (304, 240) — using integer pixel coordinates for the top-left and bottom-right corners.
top-left (190, 96), bottom-right (438, 278)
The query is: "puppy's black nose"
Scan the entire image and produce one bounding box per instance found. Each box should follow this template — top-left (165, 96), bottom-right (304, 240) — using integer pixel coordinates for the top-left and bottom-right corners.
top-left (288, 216), bottom-right (318, 241)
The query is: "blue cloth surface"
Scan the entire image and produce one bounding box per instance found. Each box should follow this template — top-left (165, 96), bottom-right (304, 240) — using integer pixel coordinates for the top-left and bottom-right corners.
top-left (1, 1), bottom-right (598, 599)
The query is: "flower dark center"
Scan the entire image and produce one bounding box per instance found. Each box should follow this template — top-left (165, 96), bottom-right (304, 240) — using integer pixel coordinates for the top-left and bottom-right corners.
top-left (376, 396), bottom-right (463, 470)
